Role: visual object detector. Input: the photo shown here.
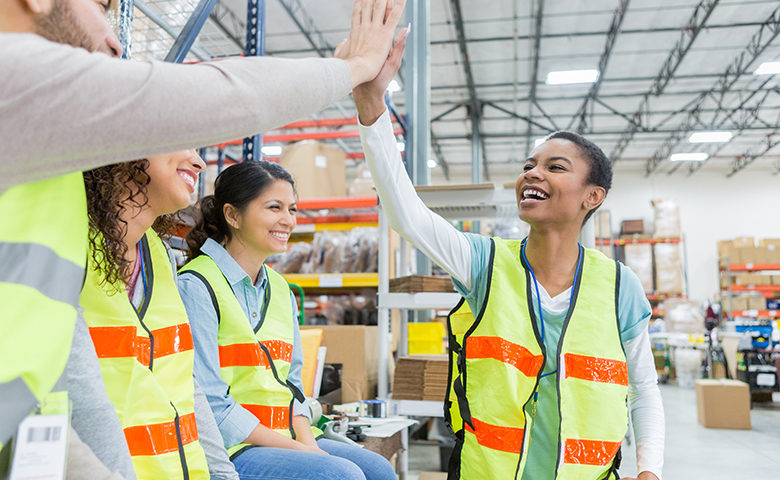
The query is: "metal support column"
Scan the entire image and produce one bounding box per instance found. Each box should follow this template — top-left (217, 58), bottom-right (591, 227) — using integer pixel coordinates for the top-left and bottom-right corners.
top-left (471, 108), bottom-right (481, 233)
top-left (164, 0), bottom-right (218, 63)
top-left (117, 0), bottom-right (134, 58)
top-left (404, 0), bottom-right (431, 326)
top-left (243, 0), bottom-right (266, 162)
top-left (377, 210), bottom-right (390, 399)
top-left (197, 147), bottom-right (208, 200)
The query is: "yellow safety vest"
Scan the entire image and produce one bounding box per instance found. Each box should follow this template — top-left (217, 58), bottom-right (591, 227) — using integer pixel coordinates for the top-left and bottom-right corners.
top-left (445, 238), bottom-right (628, 480)
top-left (80, 229), bottom-right (209, 480)
top-left (180, 255), bottom-right (319, 458)
top-left (0, 174), bottom-right (86, 447)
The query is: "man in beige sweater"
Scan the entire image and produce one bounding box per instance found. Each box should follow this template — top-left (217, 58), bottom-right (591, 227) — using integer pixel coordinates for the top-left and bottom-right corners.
top-left (0, 0), bottom-right (406, 478)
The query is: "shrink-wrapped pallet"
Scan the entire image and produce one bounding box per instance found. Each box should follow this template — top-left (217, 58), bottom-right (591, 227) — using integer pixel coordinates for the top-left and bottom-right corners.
top-left (652, 199), bottom-right (681, 238)
top-left (655, 243), bottom-right (684, 295)
top-left (623, 244), bottom-right (654, 293)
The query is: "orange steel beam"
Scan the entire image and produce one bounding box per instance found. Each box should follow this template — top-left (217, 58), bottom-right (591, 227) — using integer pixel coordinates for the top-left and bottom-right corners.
top-left (296, 196), bottom-right (377, 210)
top-left (216, 128), bottom-right (404, 149)
top-left (296, 213), bottom-right (379, 224)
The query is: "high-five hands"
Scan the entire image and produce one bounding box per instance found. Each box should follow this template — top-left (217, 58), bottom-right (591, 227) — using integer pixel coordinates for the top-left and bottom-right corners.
top-left (349, 20), bottom-right (409, 126)
top-left (336, 0), bottom-right (407, 89)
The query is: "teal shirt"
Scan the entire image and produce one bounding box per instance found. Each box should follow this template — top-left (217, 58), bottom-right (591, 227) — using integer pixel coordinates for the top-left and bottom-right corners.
top-left (452, 234), bottom-right (651, 479)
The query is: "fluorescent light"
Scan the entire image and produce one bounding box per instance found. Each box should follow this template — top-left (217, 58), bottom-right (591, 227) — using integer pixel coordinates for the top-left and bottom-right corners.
top-left (387, 79), bottom-right (402, 94)
top-left (754, 61), bottom-right (780, 76)
top-left (670, 152), bottom-right (709, 162)
top-left (545, 69), bottom-right (599, 85)
top-left (397, 142), bottom-right (405, 152)
top-left (262, 145), bottom-right (282, 156)
top-left (688, 131), bottom-right (733, 143)
top-left (427, 159), bottom-right (437, 168)
top-left (534, 138), bottom-right (546, 148)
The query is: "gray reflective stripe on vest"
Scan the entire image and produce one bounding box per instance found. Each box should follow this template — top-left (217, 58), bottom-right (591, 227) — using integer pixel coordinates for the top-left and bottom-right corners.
top-left (0, 377), bottom-right (38, 445)
top-left (0, 242), bottom-right (83, 306)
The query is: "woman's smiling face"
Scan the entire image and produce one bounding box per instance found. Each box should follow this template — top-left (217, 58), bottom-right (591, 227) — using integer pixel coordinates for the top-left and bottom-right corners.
top-left (515, 138), bottom-right (605, 227)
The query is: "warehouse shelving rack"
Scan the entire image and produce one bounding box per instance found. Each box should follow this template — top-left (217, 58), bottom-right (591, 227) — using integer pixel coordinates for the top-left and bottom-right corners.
top-left (719, 260), bottom-right (780, 320)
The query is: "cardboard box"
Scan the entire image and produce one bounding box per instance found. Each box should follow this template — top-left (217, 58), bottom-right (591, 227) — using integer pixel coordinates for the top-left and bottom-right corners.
top-left (654, 243), bottom-right (684, 295)
top-left (280, 141), bottom-right (346, 199)
top-left (623, 244), bottom-right (654, 293)
top-left (695, 379), bottom-right (751, 429)
top-left (301, 325), bottom-right (378, 402)
top-left (620, 219), bottom-right (644, 235)
top-left (758, 238), bottom-right (780, 248)
top-left (732, 236), bottom-right (756, 247)
top-left (418, 473), bottom-right (447, 480)
top-left (349, 163), bottom-right (376, 197)
top-left (729, 296), bottom-right (751, 312)
top-left (738, 246), bottom-right (762, 265)
top-left (773, 275), bottom-right (780, 286)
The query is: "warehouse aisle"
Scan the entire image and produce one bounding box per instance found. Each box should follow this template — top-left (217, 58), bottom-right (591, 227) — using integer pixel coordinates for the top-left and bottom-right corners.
top-left (408, 384), bottom-right (780, 479)
top-left (620, 384), bottom-right (780, 479)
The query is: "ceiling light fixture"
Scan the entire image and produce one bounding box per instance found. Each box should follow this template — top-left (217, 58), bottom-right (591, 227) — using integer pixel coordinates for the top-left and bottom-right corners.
top-left (688, 131), bottom-right (733, 143)
top-left (261, 145), bottom-right (282, 156)
top-left (754, 61), bottom-right (780, 76)
top-left (545, 69), bottom-right (599, 85)
top-left (670, 152), bottom-right (709, 162)
top-left (427, 159), bottom-right (437, 168)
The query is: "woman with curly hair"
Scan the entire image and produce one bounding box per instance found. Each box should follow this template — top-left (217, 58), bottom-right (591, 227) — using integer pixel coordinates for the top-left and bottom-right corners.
top-left (79, 151), bottom-right (239, 480)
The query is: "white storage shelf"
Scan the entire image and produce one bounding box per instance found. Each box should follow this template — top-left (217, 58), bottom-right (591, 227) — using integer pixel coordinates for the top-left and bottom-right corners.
top-left (378, 292), bottom-right (461, 311)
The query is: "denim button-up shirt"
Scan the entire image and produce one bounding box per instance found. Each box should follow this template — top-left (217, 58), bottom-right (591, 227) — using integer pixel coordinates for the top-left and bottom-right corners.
top-left (178, 238), bottom-right (308, 448)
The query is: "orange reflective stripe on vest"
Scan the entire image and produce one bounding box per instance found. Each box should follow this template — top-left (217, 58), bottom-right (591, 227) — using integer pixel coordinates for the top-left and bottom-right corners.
top-left (563, 353), bottom-right (628, 386)
top-left (466, 336), bottom-right (545, 377)
top-left (563, 439), bottom-right (622, 466)
top-left (241, 404), bottom-right (290, 430)
top-left (219, 340), bottom-right (293, 368)
top-left (124, 412), bottom-right (199, 457)
top-left (465, 417), bottom-right (525, 454)
top-left (89, 323), bottom-right (194, 365)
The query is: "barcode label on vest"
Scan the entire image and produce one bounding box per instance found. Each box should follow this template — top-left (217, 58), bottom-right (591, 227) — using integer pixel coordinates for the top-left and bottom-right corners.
top-left (10, 414), bottom-right (68, 480)
top-left (27, 426), bottom-right (62, 443)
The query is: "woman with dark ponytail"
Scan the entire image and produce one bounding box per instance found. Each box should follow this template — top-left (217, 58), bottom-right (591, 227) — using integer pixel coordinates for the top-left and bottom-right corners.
top-left (179, 161), bottom-right (395, 480)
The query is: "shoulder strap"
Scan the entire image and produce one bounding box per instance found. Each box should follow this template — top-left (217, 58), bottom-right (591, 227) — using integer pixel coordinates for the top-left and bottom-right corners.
top-left (179, 270), bottom-right (221, 324)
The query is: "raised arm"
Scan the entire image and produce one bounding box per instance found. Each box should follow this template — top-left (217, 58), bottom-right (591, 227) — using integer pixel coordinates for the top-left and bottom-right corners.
top-left (0, 0), bottom-right (406, 190)
top-left (354, 30), bottom-right (473, 288)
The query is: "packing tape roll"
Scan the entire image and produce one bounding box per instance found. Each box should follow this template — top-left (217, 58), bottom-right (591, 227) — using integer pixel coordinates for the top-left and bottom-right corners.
top-left (306, 398), bottom-right (323, 425)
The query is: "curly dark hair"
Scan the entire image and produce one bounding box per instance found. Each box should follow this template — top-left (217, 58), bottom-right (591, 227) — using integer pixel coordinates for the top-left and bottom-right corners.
top-left (83, 159), bottom-right (178, 289)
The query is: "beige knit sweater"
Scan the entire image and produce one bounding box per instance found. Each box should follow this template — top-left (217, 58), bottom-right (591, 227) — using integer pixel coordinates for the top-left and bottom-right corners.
top-left (0, 33), bottom-right (353, 192)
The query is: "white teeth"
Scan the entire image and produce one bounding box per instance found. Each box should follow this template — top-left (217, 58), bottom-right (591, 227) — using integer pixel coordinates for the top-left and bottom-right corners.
top-left (179, 172), bottom-right (195, 187)
top-left (270, 232), bottom-right (289, 240)
top-left (523, 188), bottom-right (548, 200)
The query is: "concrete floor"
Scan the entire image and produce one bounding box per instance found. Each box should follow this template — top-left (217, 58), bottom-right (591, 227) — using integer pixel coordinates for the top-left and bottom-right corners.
top-left (407, 384), bottom-right (780, 479)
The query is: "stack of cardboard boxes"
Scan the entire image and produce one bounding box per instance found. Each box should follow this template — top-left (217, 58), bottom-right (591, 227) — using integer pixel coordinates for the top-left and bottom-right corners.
top-left (718, 237), bottom-right (780, 269)
top-left (391, 355), bottom-right (449, 401)
top-left (718, 237), bottom-right (780, 313)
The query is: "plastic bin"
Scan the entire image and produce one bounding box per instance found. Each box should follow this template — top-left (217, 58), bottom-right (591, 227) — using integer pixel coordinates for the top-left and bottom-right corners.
top-left (408, 322), bottom-right (445, 355)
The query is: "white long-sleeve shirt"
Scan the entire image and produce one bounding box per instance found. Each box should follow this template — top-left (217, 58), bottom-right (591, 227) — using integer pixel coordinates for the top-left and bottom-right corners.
top-left (359, 109), bottom-right (664, 479)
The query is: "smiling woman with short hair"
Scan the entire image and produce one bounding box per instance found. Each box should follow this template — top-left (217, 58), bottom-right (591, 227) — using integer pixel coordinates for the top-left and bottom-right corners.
top-left (350, 33), bottom-right (665, 480)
